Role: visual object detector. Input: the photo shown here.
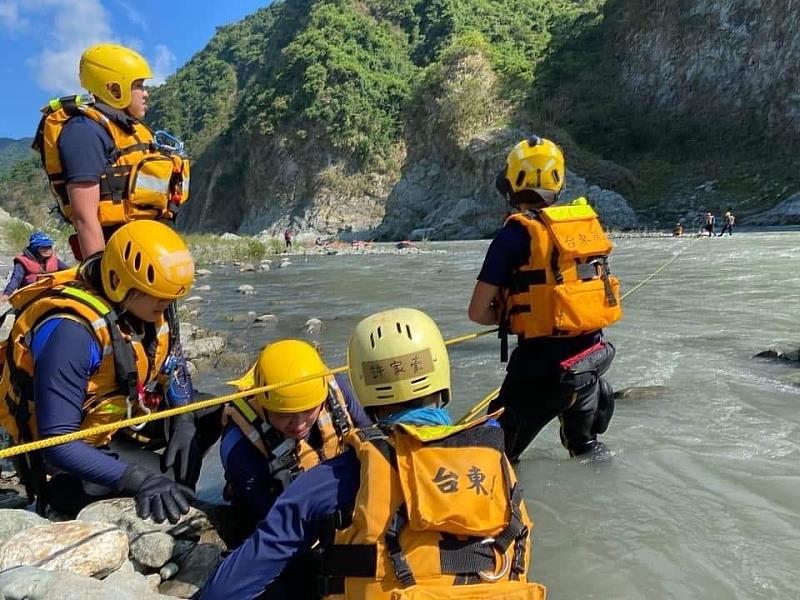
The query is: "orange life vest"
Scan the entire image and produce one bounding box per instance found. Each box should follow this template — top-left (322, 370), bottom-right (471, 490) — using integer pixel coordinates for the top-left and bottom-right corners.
top-left (13, 252), bottom-right (60, 286)
top-left (0, 279), bottom-right (171, 448)
top-left (223, 376), bottom-right (354, 490)
top-left (505, 201), bottom-right (622, 339)
top-left (33, 95), bottom-right (190, 227)
top-left (320, 418), bottom-right (546, 600)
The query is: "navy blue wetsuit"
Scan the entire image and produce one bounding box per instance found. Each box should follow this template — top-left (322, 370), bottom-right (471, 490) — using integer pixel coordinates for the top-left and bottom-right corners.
top-left (201, 412), bottom-right (498, 600)
top-left (58, 116), bottom-right (116, 185)
top-left (478, 217), bottom-right (608, 459)
top-left (31, 316), bottom-right (192, 491)
top-left (219, 373), bottom-right (371, 524)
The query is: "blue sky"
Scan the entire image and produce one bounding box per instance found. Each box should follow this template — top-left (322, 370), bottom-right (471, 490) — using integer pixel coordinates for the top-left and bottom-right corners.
top-left (0, 0), bottom-right (270, 139)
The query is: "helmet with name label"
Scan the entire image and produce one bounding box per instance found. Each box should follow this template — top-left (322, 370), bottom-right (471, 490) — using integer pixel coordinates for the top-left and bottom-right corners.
top-left (348, 308), bottom-right (450, 408)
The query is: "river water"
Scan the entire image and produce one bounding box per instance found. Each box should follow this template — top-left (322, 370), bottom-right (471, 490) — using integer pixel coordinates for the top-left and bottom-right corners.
top-left (190, 232), bottom-right (800, 599)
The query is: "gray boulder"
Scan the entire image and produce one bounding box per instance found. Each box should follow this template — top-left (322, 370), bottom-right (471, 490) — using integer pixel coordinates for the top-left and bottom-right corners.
top-left (77, 499), bottom-right (174, 569)
top-left (0, 509), bottom-right (47, 547)
top-left (0, 565), bottom-right (173, 600)
top-left (158, 543), bottom-right (222, 598)
top-left (0, 520), bottom-right (128, 578)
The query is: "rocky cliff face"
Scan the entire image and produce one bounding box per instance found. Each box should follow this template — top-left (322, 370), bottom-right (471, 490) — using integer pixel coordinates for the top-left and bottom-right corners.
top-left (611, 0), bottom-right (800, 135)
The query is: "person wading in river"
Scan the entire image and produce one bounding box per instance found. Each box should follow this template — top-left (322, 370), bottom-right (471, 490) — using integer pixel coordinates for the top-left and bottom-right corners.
top-left (468, 136), bottom-right (621, 461)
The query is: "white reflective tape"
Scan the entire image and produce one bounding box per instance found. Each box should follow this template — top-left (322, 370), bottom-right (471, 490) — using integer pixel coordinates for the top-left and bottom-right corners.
top-left (90, 317), bottom-right (106, 331)
top-left (271, 439), bottom-right (295, 456)
top-left (157, 323), bottom-right (170, 336)
top-left (159, 250), bottom-right (194, 271)
top-left (135, 174), bottom-right (170, 195)
top-left (247, 430), bottom-right (260, 443)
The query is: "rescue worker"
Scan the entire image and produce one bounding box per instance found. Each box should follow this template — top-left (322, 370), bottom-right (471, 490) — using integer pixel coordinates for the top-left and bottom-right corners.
top-left (220, 339), bottom-right (371, 528)
top-left (718, 209), bottom-right (735, 236)
top-left (33, 43), bottom-right (189, 263)
top-left (468, 136), bottom-right (621, 461)
top-left (673, 222), bottom-right (684, 237)
top-left (703, 212), bottom-right (715, 237)
top-left (200, 308), bottom-right (546, 600)
top-left (1, 232), bottom-right (68, 302)
top-left (0, 221), bottom-right (217, 523)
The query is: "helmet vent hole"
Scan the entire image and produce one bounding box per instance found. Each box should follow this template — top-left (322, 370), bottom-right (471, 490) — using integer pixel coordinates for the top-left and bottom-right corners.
top-left (123, 242), bottom-right (132, 261)
top-left (515, 171), bottom-right (525, 188)
top-left (376, 394), bottom-right (394, 400)
top-left (133, 252), bottom-right (142, 271)
top-left (406, 325), bottom-right (412, 339)
top-left (146, 265), bottom-right (155, 284)
top-left (552, 170), bottom-right (560, 184)
top-left (377, 327), bottom-right (382, 339)
top-left (375, 385), bottom-right (392, 391)
top-left (109, 271), bottom-right (120, 290)
top-left (369, 333), bottom-right (375, 348)
top-left (413, 384), bottom-right (430, 393)
top-left (396, 322), bottom-right (402, 334)
top-left (410, 376), bottom-right (426, 384)
top-left (536, 169), bottom-right (542, 188)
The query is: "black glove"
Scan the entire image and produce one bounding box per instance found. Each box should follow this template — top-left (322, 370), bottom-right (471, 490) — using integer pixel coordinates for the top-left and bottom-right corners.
top-left (120, 465), bottom-right (195, 524)
top-left (161, 412), bottom-right (196, 481)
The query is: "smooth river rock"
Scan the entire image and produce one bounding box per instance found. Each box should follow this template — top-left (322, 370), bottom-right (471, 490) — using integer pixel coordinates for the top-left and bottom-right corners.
top-left (0, 520), bottom-right (128, 578)
top-left (0, 508), bottom-right (47, 547)
top-left (77, 499), bottom-right (175, 569)
top-left (0, 565), bottom-right (174, 600)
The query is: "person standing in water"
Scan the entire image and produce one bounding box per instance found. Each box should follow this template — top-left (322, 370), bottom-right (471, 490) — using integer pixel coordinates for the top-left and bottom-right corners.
top-left (704, 212), bottom-right (715, 236)
top-left (468, 136), bottom-right (621, 461)
top-left (718, 209), bottom-right (735, 236)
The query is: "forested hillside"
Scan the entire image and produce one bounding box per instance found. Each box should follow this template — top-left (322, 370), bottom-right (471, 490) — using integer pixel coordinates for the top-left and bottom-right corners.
top-left (4, 0), bottom-right (799, 235)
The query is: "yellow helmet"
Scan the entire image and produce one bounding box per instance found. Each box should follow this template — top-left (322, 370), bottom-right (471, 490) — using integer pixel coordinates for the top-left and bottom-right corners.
top-left (101, 221), bottom-right (194, 303)
top-left (347, 308), bottom-right (450, 408)
top-left (79, 44), bottom-right (152, 110)
top-left (500, 136), bottom-right (565, 205)
top-left (253, 340), bottom-right (329, 413)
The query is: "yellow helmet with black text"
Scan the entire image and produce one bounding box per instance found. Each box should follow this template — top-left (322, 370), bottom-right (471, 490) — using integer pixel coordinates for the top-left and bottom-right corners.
top-left (348, 308), bottom-right (450, 408)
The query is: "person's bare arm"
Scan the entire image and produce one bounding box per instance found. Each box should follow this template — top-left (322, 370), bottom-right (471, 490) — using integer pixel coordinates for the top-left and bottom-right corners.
top-left (67, 182), bottom-right (105, 257)
top-left (468, 281), bottom-right (502, 325)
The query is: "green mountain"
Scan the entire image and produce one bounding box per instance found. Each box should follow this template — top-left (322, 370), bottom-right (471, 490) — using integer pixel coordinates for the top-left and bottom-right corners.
top-left (4, 0), bottom-right (800, 235)
top-left (0, 138), bottom-right (34, 175)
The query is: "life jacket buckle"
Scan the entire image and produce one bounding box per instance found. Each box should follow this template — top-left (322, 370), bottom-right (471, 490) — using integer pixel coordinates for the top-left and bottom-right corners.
top-left (477, 537), bottom-right (510, 583)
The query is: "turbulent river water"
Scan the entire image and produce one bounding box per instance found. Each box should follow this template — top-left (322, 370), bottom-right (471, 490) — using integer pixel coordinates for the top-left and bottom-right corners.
top-left (191, 231), bottom-right (800, 599)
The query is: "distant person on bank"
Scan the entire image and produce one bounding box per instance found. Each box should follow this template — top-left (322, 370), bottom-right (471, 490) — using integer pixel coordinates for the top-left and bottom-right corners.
top-left (718, 209), bottom-right (735, 236)
top-left (0, 232), bottom-right (68, 302)
top-left (673, 222), bottom-right (683, 237)
top-left (284, 228), bottom-right (293, 250)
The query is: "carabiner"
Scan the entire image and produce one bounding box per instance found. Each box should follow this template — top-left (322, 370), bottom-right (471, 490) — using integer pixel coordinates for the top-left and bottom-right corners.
top-left (477, 537), bottom-right (511, 583)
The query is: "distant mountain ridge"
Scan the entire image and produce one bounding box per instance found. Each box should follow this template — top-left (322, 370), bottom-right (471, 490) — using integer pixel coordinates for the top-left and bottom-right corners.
top-left (0, 138), bottom-right (34, 176)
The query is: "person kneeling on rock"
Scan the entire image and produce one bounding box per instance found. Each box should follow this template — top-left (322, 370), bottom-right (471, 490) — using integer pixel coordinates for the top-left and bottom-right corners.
top-left (200, 309), bottom-right (546, 600)
top-left (0, 221), bottom-right (221, 522)
top-left (220, 339), bottom-right (371, 532)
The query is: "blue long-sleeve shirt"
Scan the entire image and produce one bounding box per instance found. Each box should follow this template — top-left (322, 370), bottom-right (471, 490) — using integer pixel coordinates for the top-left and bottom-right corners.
top-left (201, 450), bottom-right (361, 600)
top-left (31, 316), bottom-right (191, 488)
top-left (201, 412), bottom-right (497, 600)
top-left (219, 373), bottom-right (371, 522)
top-left (3, 251), bottom-right (69, 296)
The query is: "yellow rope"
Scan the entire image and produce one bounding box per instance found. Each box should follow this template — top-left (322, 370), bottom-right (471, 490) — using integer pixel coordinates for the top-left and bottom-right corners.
top-left (0, 328), bottom-right (497, 460)
top-left (0, 238), bottom-right (697, 460)
top-left (455, 236), bottom-right (700, 423)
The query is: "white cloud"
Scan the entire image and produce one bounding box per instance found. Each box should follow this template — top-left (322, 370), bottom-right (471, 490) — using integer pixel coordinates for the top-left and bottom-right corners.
top-left (110, 0), bottom-right (146, 28)
top-left (5, 0), bottom-right (177, 95)
top-left (0, 1), bottom-right (27, 32)
top-left (150, 44), bottom-right (176, 86)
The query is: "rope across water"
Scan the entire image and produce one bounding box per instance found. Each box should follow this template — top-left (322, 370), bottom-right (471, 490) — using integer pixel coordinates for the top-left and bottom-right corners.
top-left (0, 237), bottom-right (697, 459)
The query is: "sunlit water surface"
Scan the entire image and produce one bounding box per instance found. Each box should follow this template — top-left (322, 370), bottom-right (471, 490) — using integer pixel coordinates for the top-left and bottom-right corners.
top-left (190, 232), bottom-right (800, 599)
